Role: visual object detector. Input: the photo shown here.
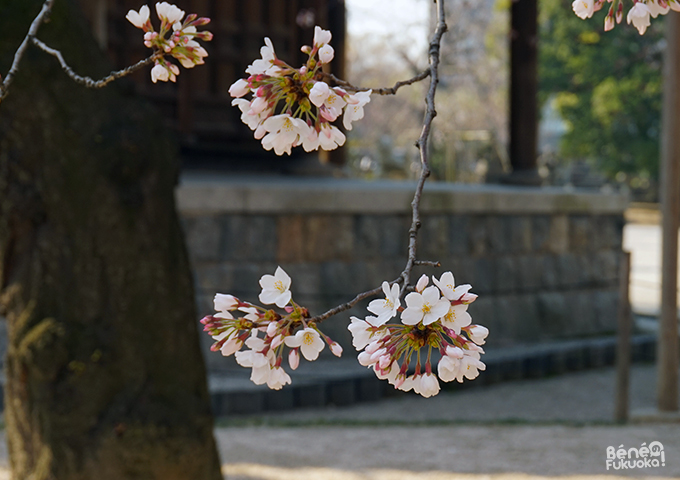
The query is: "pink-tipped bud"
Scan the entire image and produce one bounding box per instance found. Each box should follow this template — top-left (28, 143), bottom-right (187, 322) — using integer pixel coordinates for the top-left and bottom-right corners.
top-left (301, 45), bottom-right (312, 54)
top-left (416, 274), bottom-right (429, 293)
top-left (330, 342), bottom-right (343, 357)
top-left (460, 292), bottom-right (478, 304)
top-left (271, 334), bottom-right (284, 349)
top-left (185, 13), bottom-right (197, 23)
top-left (378, 354), bottom-right (391, 369)
top-left (198, 31), bottom-right (213, 41)
top-left (604, 15), bottom-right (614, 31)
top-left (365, 340), bottom-right (381, 355)
top-left (615, 2), bottom-right (623, 23)
top-left (193, 16), bottom-right (211, 26)
top-left (289, 349), bottom-right (300, 370)
top-left (266, 321), bottom-right (279, 337)
top-left (200, 315), bottom-right (215, 325)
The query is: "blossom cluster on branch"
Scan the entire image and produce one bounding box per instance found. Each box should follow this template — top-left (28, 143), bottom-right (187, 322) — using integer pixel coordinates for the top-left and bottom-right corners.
top-left (348, 272), bottom-right (488, 398)
top-left (126, 2), bottom-right (212, 83)
top-left (201, 267), bottom-right (343, 390)
top-left (228, 26), bottom-right (371, 155)
top-left (202, 268), bottom-right (489, 397)
top-left (572, 0), bottom-right (679, 34)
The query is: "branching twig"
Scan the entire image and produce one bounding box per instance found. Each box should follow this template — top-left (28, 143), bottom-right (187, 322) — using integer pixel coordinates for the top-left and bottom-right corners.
top-left (31, 38), bottom-right (160, 88)
top-left (0, 0), bottom-right (55, 104)
top-left (309, 0), bottom-right (447, 323)
top-left (321, 69), bottom-right (430, 95)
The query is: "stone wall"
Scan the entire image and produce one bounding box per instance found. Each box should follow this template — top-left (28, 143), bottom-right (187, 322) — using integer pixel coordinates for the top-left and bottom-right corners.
top-left (178, 174), bottom-right (627, 370)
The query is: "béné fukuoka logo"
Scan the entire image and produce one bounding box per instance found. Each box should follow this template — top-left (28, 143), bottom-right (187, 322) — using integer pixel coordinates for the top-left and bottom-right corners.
top-left (606, 441), bottom-right (665, 470)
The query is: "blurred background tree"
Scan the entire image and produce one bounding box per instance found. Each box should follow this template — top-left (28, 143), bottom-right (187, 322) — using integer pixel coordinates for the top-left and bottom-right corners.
top-left (539, 0), bottom-right (664, 198)
top-left (0, 1), bottom-right (222, 478)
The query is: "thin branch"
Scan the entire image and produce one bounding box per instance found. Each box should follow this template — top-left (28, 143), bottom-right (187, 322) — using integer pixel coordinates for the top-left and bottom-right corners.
top-left (414, 260), bottom-right (441, 267)
top-left (310, 281), bottom-right (397, 324)
top-left (310, 0), bottom-right (447, 323)
top-left (321, 69), bottom-right (430, 95)
top-left (400, 0), bottom-right (447, 297)
top-left (31, 38), bottom-right (160, 88)
top-left (0, 0), bottom-right (55, 104)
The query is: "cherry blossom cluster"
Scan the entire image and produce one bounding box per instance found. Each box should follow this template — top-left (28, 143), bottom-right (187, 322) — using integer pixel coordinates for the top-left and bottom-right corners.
top-left (126, 2), bottom-right (212, 83)
top-left (201, 267), bottom-right (342, 390)
top-left (228, 26), bottom-right (372, 155)
top-left (572, 0), bottom-right (680, 34)
top-left (348, 272), bottom-right (488, 398)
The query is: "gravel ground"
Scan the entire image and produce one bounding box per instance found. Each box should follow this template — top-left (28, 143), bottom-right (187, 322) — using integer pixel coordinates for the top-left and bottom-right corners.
top-left (215, 364), bottom-right (679, 480)
top-left (0, 365), bottom-right (677, 479)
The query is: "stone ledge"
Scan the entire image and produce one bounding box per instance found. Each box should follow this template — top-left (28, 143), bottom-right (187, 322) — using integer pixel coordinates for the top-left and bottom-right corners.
top-left (177, 174), bottom-right (629, 215)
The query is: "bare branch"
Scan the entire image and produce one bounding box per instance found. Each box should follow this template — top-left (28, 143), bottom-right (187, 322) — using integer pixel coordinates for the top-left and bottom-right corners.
top-left (0, 0), bottom-right (55, 104)
top-left (414, 260), bottom-right (441, 267)
top-left (31, 38), bottom-right (160, 88)
top-left (309, 281), bottom-right (398, 324)
top-left (399, 0), bottom-right (447, 297)
top-left (321, 69), bottom-right (430, 95)
top-left (311, 0), bottom-right (448, 323)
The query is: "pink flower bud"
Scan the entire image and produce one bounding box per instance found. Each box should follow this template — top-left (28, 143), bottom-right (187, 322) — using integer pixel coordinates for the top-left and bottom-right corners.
top-left (266, 321), bottom-right (279, 337)
top-left (416, 274), bottom-right (429, 292)
top-left (301, 45), bottom-right (312, 54)
top-left (289, 349), bottom-right (300, 370)
top-left (193, 16), bottom-right (211, 26)
top-left (330, 342), bottom-right (343, 357)
top-left (604, 15), bottom-right (614, 31)
top-left (460, 292), bottom-right (478, 304)
top-left (271, 334), bottom-right (284, 349)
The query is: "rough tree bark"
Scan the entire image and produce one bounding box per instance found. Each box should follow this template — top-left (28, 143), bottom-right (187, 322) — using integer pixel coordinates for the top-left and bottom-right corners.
top-left (0, 1), bottom-right (223, 478)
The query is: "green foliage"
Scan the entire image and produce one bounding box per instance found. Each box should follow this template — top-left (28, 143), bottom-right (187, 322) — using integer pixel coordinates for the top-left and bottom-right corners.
top-left (539, 0), bottom-right (665, 180)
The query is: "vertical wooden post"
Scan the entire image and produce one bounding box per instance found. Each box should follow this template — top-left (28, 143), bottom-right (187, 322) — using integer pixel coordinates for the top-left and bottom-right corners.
top-left (615, 251), bottom-right (632, 422)
top-left (659, 10), bottom-right (680, 413)
top-left (506, 0), bottom-right (541, 185)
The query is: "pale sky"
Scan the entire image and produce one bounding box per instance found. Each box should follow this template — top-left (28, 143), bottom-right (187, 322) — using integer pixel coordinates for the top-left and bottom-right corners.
top-left (346, 0), bottom-right (429, 59)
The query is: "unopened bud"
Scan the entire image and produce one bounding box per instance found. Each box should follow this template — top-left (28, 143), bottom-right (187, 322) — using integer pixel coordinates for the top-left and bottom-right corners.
top-left (301, 45), bottom-right (312, 54)
top-left (289, 349), bottom-right (300, 370)
top-left (330, 342), bottom-right (343, 357)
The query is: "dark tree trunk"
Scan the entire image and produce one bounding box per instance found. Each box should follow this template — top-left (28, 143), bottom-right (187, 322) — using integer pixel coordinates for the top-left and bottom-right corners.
top-left (0, 1), bottom-right (222, 478)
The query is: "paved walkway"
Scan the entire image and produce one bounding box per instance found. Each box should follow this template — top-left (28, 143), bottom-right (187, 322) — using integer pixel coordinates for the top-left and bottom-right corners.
top-left (215, 364), bottom-right (679, 480)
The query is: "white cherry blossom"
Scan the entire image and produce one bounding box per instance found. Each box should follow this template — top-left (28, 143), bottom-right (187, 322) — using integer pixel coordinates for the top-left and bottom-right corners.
top-left (432, 271), bottom-right (471, 301)
top-left (261, 114), bottom-right (309, 156)
top-left (318, 44), bottom-right (334, 64)
top-left (419, 372), bottom-right (441, 398)
top-left (348, 316), bottom-right (372, 349)
top-left (156, 2), bottom-right (184, 24)
top-left (313, 26), bottom-right (332, 47)
top-left (258, 266), bottom-right (292, 307)
top-left (467, 325), bottom-right (490, 345)
top-left (126, 5), bottom-right (150, 28)
top-left (246, 37), bottom-right (277, 75)
top-left (342, 90), bottom-right (371, 130)
top-left (267, 366), bottom-right (292, 390)
top-left (309, 81), bottom-right (330, 107)
top-left (367, 281), bottom-right (401, 326)
top-left (627, 2), bottom-right (651, 34)
top-left (441, 304), bottom-right (472, 334)
top-left (401, 286), bottom-right (450, 326)
top-left (572, 0), bottom-right (595, 19)
top-left (214, 293), bottom-right (238, 313)
top-left (647, 0), bottom-right (670, 18)
top-left (284, 327), bottom-right (325, 361)
top-left (318, 123), bottom-right (345, 151)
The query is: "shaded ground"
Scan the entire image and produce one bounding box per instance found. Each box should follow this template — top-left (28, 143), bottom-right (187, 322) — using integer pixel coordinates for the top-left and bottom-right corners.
top-left (0, 365), bottom-right (677, 479)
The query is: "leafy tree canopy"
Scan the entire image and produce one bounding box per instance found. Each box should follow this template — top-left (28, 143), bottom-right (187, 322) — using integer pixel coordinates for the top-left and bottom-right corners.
top-left (539, 0), bottom-right (665, 181)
